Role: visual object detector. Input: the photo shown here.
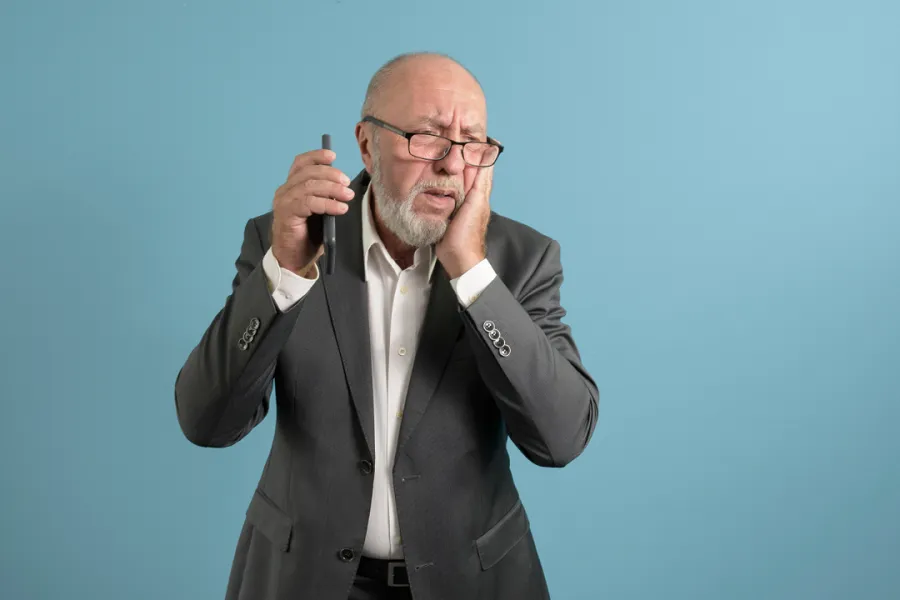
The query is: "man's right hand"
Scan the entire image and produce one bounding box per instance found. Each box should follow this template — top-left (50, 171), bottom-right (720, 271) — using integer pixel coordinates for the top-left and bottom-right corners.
top-left (271, 149), bottom-right (355, 277)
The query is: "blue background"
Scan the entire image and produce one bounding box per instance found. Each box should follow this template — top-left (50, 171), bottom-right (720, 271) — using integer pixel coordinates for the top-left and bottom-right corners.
top-left (2, 1), bottom-right (898, 598)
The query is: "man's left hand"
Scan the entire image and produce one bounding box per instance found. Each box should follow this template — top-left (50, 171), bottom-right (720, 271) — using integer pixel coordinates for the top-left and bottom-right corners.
top-left (436, 165), bottom-right (493, 279)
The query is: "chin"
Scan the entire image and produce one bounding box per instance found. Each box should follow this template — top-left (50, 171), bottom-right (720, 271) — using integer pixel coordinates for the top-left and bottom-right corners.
top-left (413, 210), bottom-right (452, 226)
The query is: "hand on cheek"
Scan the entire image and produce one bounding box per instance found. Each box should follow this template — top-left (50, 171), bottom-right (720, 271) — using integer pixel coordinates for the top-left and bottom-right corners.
top-left (436, 165), bottom-right (493, 279)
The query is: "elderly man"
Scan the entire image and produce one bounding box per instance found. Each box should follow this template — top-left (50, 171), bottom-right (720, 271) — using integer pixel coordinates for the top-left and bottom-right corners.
top-left (174, 52), bottom-right (599, 600)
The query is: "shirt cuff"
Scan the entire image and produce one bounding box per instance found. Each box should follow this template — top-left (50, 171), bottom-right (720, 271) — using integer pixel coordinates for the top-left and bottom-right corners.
top-left (449, 258), bottom-right (497, 309)
top-left (262, 247), bottom-right (319, 312)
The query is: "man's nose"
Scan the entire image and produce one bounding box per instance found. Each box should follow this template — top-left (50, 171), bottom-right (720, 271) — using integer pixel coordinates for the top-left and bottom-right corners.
top-left (434, 144), bottom-right (466, 175)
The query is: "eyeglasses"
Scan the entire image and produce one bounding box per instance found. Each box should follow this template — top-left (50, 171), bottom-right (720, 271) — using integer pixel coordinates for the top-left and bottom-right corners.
top-left (361, 115), bottom-right (503, 167)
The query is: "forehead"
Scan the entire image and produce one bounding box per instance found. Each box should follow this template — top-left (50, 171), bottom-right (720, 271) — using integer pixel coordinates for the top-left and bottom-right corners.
top-left (378, 61), bottom-right (487, 134)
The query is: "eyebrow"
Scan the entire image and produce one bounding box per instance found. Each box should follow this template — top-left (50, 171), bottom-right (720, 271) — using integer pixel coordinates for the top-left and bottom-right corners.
top-left (409, 116), bottom-right (486, 139)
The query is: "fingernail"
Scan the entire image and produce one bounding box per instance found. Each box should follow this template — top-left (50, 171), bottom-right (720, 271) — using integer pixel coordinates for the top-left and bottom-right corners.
top-left (341, 174), bottom-right (350, 185)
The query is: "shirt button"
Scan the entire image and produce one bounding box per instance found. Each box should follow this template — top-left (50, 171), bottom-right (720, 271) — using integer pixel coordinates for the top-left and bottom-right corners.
top-left (398, 347), bottom-right (407, 356)
top-left (400, 285), bottom-right (408, 294)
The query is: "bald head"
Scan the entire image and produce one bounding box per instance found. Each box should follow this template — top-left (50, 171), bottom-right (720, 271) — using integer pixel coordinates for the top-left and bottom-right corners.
top-left (361, 53), bottom-right (485, 120)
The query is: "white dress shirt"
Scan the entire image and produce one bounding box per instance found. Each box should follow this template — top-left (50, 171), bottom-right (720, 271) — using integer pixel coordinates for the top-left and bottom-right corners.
top-left (261, 183), bottom-right (496, 559)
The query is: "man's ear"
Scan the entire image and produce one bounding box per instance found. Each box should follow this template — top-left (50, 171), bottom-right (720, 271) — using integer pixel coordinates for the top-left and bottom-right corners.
top-left (355, 122), bottom-right (374, 174)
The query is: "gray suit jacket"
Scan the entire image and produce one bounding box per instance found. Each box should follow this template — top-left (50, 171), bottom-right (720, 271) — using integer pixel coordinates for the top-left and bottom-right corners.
top-left (174, 169), bottom-right (599, 600)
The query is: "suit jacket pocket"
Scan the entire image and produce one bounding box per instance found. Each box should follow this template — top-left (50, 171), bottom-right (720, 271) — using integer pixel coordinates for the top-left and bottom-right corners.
top-left (475, 499), bottom-right (530, 570)
top-left (246, 488), bottom-right (293, 552)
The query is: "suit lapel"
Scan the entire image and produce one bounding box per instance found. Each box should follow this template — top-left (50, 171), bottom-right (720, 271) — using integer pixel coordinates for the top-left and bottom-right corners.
top-left (396, 264), bottom-right (463, 452)
top-left (321, 170), bottom-right (375, 458)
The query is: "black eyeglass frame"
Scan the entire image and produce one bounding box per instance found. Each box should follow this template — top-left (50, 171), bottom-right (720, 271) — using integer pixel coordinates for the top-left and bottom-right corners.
top-left (361, 115), bottom-right (504, 167)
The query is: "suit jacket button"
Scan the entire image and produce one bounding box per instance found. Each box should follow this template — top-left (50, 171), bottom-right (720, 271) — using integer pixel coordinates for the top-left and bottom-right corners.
top-left (359, 460), bottom-right (373, 475)
top-left (238, 339), bottom-right (249, 351)
top-left (499, 344), bottom-right (511, 358)
top-left (488, 329), bottom-right (501, 341)
top-left (339, 548), bottom-right (355, 562)
top-left (482, 320), bottom-right (495, 332)
top-left (249, 317), bottom-right (260, 331)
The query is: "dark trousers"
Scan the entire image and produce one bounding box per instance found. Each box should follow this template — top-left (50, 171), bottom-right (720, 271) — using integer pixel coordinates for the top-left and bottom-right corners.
top-left (348, 557), bottom-right (413, 600)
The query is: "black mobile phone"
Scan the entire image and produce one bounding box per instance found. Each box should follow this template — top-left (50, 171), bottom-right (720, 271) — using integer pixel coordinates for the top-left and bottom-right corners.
top-left (321, 134), bottom-right (336, 274)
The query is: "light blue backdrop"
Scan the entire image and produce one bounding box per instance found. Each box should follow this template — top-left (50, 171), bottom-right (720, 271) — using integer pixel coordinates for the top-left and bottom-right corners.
top-left (2, 1), bottom-right (898, 598)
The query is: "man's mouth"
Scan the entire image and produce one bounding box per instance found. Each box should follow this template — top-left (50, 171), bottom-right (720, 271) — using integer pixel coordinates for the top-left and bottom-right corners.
top-left (422, 188), bottom-right (458, 203)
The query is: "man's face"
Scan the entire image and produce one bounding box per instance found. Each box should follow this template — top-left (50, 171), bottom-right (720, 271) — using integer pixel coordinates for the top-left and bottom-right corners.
top-left (361, 59), bottom-right (488, 248)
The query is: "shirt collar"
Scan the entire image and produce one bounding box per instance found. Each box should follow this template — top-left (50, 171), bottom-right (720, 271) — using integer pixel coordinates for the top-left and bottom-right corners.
top-left (361, 182), bottom-right (438, 282)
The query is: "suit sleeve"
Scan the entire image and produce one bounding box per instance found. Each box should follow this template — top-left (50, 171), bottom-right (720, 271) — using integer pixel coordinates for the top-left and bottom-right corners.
top-left (461, 238), bottom-right (599, 467)
top-left (174, 218), bottom-right (310, 447)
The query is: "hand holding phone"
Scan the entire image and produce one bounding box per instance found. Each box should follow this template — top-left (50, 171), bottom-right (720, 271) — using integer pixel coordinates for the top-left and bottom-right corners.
top-left (270, 141), bottom-right (353, 277)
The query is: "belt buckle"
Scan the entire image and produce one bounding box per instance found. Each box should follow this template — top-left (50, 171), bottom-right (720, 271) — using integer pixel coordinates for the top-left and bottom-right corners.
top-left (387, 561), bottom-right (409, 588)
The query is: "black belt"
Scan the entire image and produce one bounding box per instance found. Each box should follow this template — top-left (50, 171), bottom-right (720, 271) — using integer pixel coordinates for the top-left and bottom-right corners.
top-left (357, 556), bottom-right (410, 587)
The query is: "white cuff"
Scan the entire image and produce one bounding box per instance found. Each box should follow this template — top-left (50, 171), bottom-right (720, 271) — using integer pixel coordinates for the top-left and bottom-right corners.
top-left (449, 258), bottom-right (497, 309)
top-left (262, 247), bottom-right (319, 312)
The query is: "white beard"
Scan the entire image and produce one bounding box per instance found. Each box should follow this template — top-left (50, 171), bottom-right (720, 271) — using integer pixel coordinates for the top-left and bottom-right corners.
top-left (370, 146), bottom-right (464, 248)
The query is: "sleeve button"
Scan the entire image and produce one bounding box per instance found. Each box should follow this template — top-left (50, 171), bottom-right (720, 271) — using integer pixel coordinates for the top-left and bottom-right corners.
top-left (339, 548), bottom-right (356, 562)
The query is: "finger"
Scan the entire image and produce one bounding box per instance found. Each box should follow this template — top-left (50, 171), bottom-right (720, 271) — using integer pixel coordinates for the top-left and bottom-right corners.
top-left (285, 164), bottom-right (351, 189)
top-left (480, 165), bottom-right (494, 191)
top-left (279, 194), bottom-right (349, 218)
top-left (304, 195), bottom-right (351, 216)
top-left (287, 149), bottom-right (337, 177)
top-left (289, 179), bottom-right (355, 202)
top-left (277, 179), bottom-right (354, 208)
top-left (469, 165), bottom-right (493, 200)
